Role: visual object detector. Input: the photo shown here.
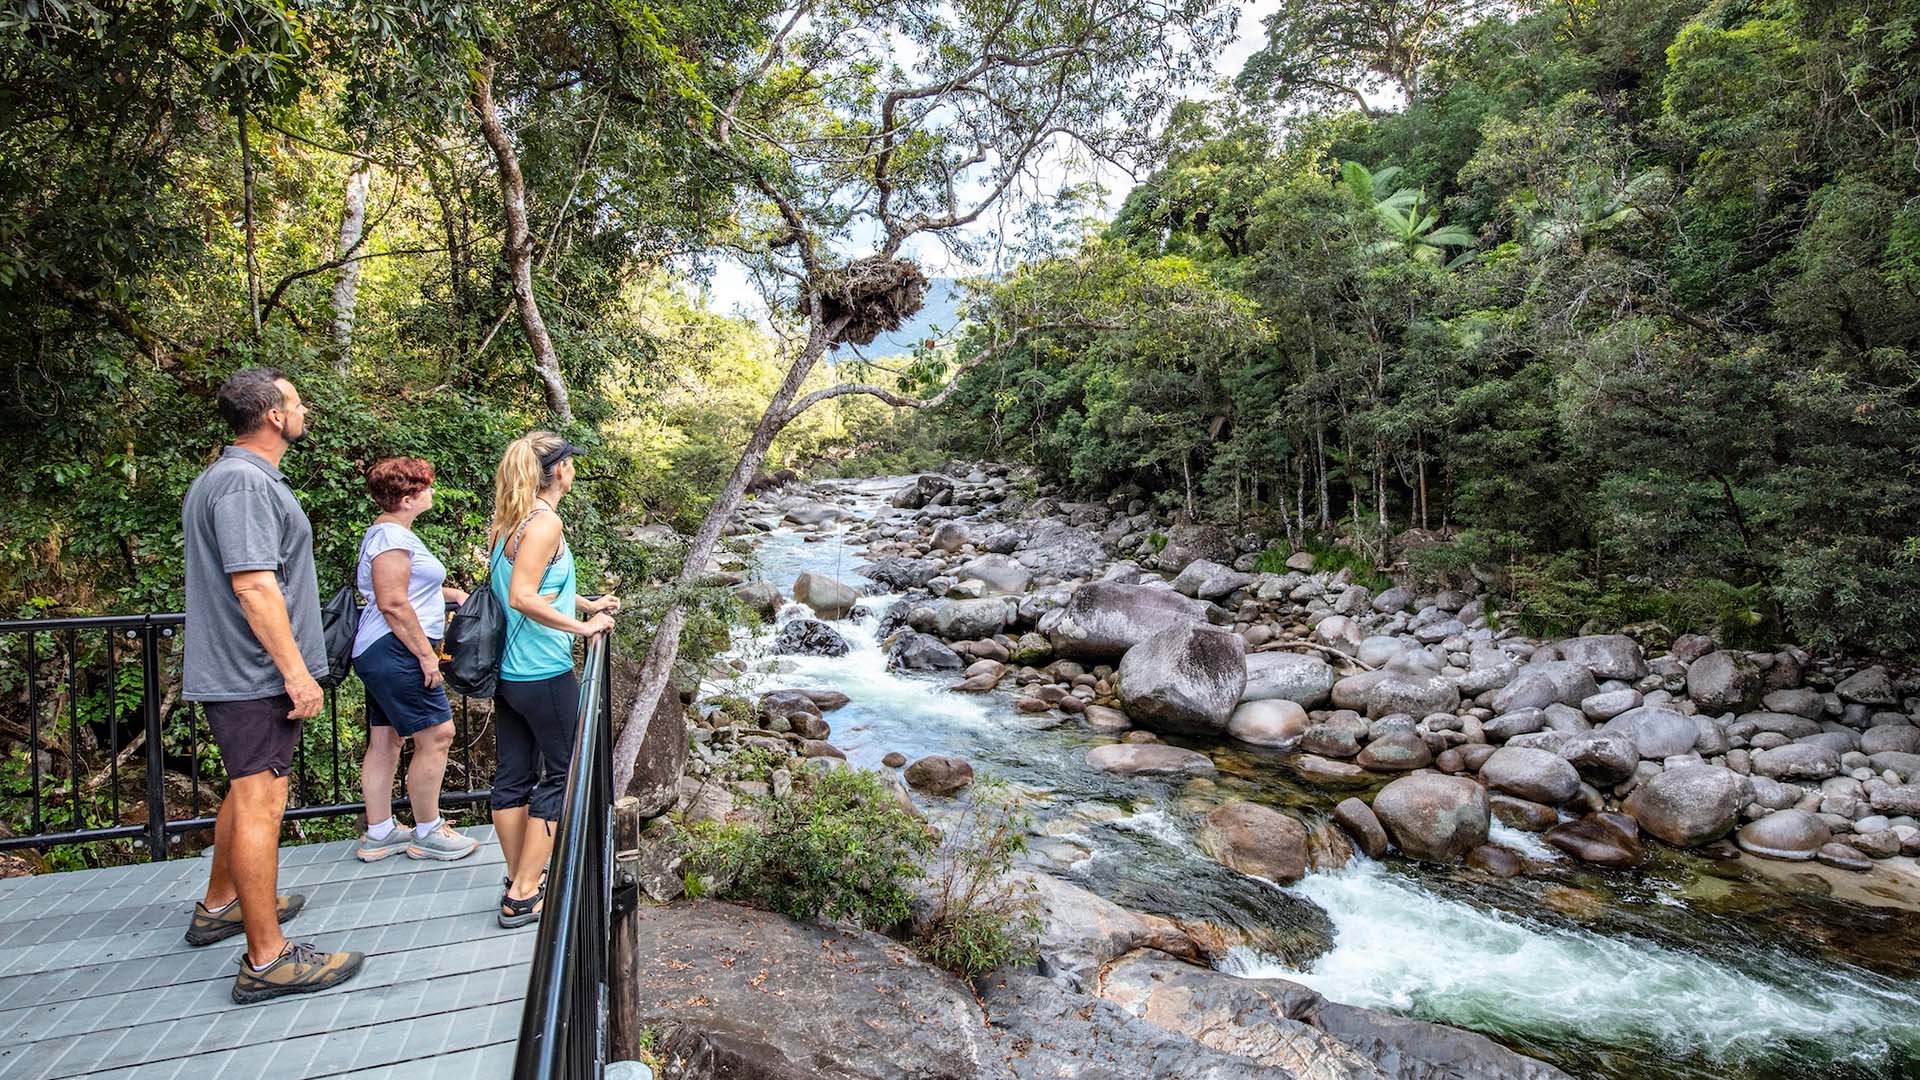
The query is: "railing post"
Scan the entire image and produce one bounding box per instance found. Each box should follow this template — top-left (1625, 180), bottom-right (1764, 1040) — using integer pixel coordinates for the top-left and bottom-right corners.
top-left (140, 619), bottom-right (170, 860)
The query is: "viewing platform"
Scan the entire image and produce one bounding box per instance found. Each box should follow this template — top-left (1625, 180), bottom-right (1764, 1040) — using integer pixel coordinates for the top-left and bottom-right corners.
top-left (0, 827), bottom-right (532, 1079)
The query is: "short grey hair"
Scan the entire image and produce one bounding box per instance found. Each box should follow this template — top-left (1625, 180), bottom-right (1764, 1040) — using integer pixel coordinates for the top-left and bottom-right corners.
top-left (216, 367), bottom-right (289, 435)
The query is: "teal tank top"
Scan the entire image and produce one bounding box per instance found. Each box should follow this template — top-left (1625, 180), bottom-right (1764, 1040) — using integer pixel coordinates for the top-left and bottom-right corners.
top-left (490, 510), bottom-right (578, 682)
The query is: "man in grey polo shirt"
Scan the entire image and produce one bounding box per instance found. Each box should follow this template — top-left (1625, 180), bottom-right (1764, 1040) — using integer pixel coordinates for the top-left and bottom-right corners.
top-left (180, 368), bottom-right (364, 1004)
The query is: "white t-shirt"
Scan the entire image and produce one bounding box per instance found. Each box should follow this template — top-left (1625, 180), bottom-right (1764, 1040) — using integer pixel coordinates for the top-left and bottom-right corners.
top-left (352, 522), bottom-right (448, 657)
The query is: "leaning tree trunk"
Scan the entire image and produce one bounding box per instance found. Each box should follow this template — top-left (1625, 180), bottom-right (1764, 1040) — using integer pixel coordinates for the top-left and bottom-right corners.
top-left (611, 314), bottom-right (850, 795)
top-left (330, 160), bottom-right (372, 367)
top-left (470, 59), bottom-right (572, 422)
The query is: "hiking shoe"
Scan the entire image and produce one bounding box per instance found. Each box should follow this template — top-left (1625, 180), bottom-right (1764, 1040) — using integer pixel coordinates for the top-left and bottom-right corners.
top-left (407, 822), bottom-right (480, 862)
top-left (354, 824), bottom-right (414, 862)
top-left (232, 941), bottom-right (364, 1004)
top-left (184, 893), bottom-right (306, 947)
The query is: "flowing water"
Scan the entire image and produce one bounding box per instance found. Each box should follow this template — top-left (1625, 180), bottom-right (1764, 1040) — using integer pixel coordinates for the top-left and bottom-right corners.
top-left (717, 478), bottom-right (1920, 1080)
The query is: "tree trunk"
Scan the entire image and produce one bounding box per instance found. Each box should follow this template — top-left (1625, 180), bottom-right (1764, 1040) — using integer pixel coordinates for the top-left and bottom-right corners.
top-left (1417, 432), bottom-right (1428, 530)
top-left (330, 160), bottom-right (372, 367)
top-left (238, 105), bottom-right (261, 337)
top-left (1314, 423), bottom-right (1330, 529)
top-left (611, 314), bottom-right (848, 795)
top-left (470, 58), bottom-right (572, 422)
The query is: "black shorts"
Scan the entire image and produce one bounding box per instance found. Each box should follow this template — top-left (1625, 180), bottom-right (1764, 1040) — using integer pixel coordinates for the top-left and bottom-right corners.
top-left (204, 694), bottom-right (303, 780)
top-left (358, 633), bottom-right (453, 737)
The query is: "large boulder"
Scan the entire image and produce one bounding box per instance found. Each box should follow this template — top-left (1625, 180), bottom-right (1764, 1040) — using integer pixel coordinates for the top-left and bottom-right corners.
top-left (1735, 809), bottom-right (1832, 861)
top-left (1333, 798), bottom-right (1390, 858)
top-left (1332, 657), bottom-right (1461, 719)
top-left (1042, 582), bottom-right (1211, 661)
top-left (733, 580), bottom-right (784, 618)
top-left (1152, 522), bottom-right (1237, 574)
top-left (886, 631), bottom-right (965, 672)
top-left (860, 556), bottom-right (941, 592)
top-left (1226, 699), bottom-right (1310, 748)
top-left (1558, 731), bottom-right (1640, 785)
top-left (980, 969), bottom-right (1287, 1080)
top-left (1622, 765), bottom-right (1748, 847)
top-left (1355, 732), bottom-right (1433, 773)
top-left (1117, 624), bottom-right (1248, 735)
top-left (1370, 774), bottom-right (1490, 863)
top-left (1086, 743), bottom-right (1217, 777)
top-left (1012, 520), bottom-right (1111, 580)
top-left (1836, 666), bottom-right (1897, 707)
top-left (631, 900), bottom-right (992, 1080)
top-left (782, 501), bottom-right (847, 526)
top-left (1242, 652), bottom-right (1337, 709)
top-left (792, 571), bottom-right (859, 619)
top-left (912, 597), bottom-right (1014, 640)
top-left (1199, 801), bottom-right (1310, 883)
top-left (1538, 635), bottom-right (1648, 681)
top-left (1751, 744), bottom-right (1842, 781)
top-left (904, 755), bottom-right (975, 795)
top-left (1309, 1000), bottom-right (1576, 1080)
top-left (953, 554), bottom-right (1031, 596)
top-left (1171, 559), bottom-right (1255, 601)
top-left (1480, 746), bottom-right (1581, 805)
top-left (620, 685), bottom-right (688, 816)
top-left (1012, 872), bottom-right (1202, 988)
top-left (1544, 813), bottom-right (1643, 868)
top-left (888, 473), bottom-right (953, 509)
top-left (1489, 661), bottom-right (1600, 715)
top-left (1094, 952), bottom-right (1387, 1080)
top-left (772, 618), bottom-right (850, 656)
top-left (1686, 651), bottom-right (1761, 713)
top-left (1599, 706), bottom-right (1699, 760)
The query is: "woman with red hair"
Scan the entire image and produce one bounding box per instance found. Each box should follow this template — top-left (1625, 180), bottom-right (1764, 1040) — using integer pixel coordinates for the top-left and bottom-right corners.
top-left (349, 456), bottom-right (478, 863)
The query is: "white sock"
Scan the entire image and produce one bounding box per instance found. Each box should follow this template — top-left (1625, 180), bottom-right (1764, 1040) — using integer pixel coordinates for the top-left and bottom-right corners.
top-left (414, 817), bottom-right (443, 838)
top-left (367, 817), bottom-right (397, 840)
top-left (204, 896), bottom-right (237, 915)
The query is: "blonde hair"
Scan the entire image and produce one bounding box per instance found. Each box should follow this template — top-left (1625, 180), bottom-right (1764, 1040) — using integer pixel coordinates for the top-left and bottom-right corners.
top-left (489, 430), bottom-right (568, 550)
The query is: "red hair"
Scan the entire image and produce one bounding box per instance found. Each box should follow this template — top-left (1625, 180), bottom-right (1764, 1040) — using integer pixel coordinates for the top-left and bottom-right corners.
top-left (366, 457), bottom-right (435, 512)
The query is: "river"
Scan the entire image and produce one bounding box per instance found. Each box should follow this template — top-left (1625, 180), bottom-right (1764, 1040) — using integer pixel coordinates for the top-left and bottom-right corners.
top-left (714, 477), bottom-right (1920, 1080)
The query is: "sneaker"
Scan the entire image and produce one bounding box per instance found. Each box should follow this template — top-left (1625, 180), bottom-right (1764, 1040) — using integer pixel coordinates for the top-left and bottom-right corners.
top-left (354, 823), bottom-right (414, 862)
top-left (407, 822), bottom-right (480, 862)
top-left (231, 941), bottom-right (365, 1004)
top-left (184, 893), bottom-right (306, 947)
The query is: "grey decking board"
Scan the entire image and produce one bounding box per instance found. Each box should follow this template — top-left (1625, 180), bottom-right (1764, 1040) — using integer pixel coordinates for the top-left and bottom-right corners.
top-left (0, 832), bottom-right (534, 1079)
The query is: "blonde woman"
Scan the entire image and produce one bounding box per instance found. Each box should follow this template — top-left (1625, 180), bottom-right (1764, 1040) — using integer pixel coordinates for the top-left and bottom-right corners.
top-left (487, 432), bottom-right (618, 928)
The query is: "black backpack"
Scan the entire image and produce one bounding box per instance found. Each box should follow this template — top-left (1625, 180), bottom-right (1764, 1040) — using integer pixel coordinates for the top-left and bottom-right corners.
top-left (444, 579), bottom-right (506, 698)
top-left (317, 583), bottom-right (358, 690)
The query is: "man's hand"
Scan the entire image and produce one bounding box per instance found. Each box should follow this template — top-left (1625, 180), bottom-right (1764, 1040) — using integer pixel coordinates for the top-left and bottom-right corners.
top-left (286, 670), bottom-right (324, 720)
top-left (418, 652), bottom-right (445, 690)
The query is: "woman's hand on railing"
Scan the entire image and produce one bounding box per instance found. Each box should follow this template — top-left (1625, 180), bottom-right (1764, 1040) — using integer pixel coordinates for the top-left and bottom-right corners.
top-left (581, 612), bottom-right (616, 638)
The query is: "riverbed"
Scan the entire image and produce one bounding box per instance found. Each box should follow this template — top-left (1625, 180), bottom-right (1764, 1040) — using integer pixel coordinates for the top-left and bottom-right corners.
top-left (716, 477), bottom-right (1920, 1080)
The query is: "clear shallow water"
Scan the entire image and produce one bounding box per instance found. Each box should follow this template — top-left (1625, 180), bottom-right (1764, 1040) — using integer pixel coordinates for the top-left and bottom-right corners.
top-left (721, 480), bottom-right (1920, 1080)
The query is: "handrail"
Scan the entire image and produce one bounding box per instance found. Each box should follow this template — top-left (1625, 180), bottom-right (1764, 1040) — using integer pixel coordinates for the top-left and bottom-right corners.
top-left (0, 611), bottom-right (493, 858)
top-left (513, 631), bottom-right (616, 1080)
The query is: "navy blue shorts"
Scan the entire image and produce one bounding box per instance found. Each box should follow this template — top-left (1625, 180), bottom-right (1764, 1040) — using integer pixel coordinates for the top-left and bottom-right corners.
top-left (357, 633), bottom-right (453, 737)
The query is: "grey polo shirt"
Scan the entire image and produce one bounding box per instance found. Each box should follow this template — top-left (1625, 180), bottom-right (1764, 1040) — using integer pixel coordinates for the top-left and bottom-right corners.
top-left (181, 446), bottom-right (328, 701)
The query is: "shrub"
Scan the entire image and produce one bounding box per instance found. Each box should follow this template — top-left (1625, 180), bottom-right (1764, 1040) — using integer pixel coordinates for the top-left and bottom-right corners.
top-left (913, 779), bottom-right (1041, 979)
top-left (1507, 554), bottom-right (1773, 648)
top-left (681, 766), bottom-right (933, 928)
top-left (1254, 540), bottom-right (1391, 591)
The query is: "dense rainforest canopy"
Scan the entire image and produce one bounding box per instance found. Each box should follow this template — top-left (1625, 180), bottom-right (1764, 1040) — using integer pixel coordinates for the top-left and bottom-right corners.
top-left (1, 0), bottom-right (1916, 659)
top-left (935, 0), bottom-right (1920, 656)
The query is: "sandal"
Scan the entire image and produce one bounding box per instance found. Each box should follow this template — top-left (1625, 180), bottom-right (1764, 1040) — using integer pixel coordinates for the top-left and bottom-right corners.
top-left (499, 881), bottom-right (546, 928)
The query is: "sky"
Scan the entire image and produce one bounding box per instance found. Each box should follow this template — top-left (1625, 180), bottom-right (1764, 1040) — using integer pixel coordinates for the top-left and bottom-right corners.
top-left (694, 0), bottom-right (1284, 321)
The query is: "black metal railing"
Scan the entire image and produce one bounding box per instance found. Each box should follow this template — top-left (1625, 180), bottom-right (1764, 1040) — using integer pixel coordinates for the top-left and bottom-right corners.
top-left (0, 612), bottom-right (495, 859)
top-left (513, 632), bottom-right (616, 1080)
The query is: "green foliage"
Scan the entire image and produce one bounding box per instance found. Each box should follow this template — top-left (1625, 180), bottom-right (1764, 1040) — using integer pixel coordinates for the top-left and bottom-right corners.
top-left (1257, 541), bottom-right (1392, 591)
top-left (683, 767), bottom-right (933, 929)
top-left (913, 779), bottom-right (1042, 980)
top-left (1508, 555), bottom-right (1773, 649)
top-left (935, 0), bottom-right (1920, 656)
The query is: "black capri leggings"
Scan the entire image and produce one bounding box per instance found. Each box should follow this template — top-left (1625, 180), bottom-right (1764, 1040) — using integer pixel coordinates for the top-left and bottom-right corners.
top-left (490, 670), bottom-right (579, 822)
